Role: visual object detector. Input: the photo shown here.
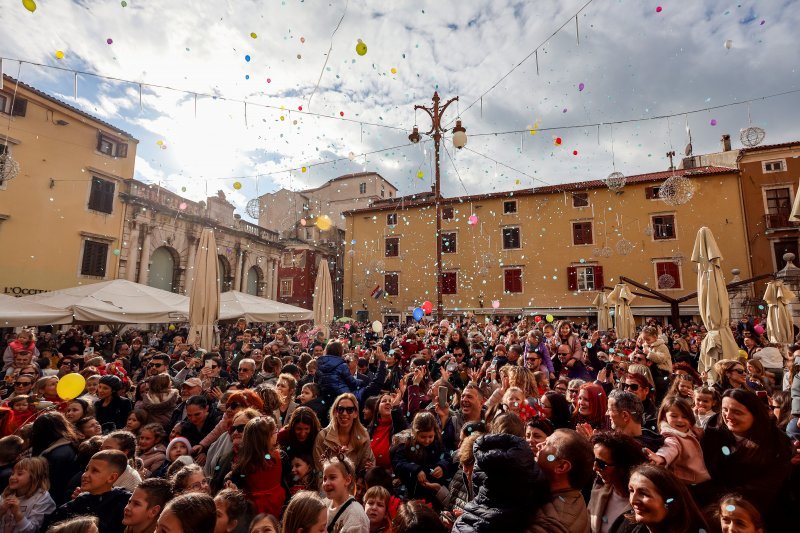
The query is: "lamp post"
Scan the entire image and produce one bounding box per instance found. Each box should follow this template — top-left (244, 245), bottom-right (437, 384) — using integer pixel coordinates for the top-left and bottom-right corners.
top-left (409, 92), bottom-right (467, 321)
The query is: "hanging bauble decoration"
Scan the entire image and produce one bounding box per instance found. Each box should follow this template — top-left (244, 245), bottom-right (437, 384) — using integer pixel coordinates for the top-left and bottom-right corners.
top-left (604, 171), bottom-right (626, 191)
top-left (0, 151), bottom-right (20, 182)
top-left (615, 238), bottom-right (634, 256)
top-left (658, 274), bottom-right (676, 289)
top-left (671, 251), bottom-right (685, 264)
top-left (658, 175), bottom-right (695, 206)
top-left (245, 198), bottom-right (262, 219)
top-left (739, 126), bottom-right (766, 148)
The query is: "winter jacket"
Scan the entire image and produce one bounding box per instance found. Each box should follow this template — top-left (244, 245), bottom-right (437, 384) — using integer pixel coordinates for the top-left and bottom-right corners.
top-left (525, 488), bottom-right (589, 533)
top-left (452, 433), bottom-right (548, 533)
top-left (445, 468), bottom-right (473, 515)
top-left (390, 438), bottom-right (452, 501)
top-left (654, 423), bottom-right (710, 484)
top-left (39, 439), bottom-right (79, 506)
top-left (139, 444), bottom-right (167, 476)
top-left (316, 355), bottom-right (363, 404)
top-left (313, 425), bottom-right (375, 477)
top-left (134, 389), bottom-right (179, 428)
top-left (94, 395), bottom-right (133, 433)
top-left (644, 339), bottom-right (672, 372)
top-left (587, 481), bottom-right (628, 533)
top-left (0, 489), bottom-right (55, 533)
top-left (179, 408), bottom-right (222, 446)
top-left (43, 487), bottom-right (131, 533)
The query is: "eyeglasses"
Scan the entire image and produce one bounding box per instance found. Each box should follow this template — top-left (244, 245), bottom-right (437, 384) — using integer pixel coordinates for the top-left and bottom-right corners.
top-left (230, 424), bottom-right (246, 434)
top-left (593, 457), bottom-right (615, 470)
top-left (336, 406), bottom-right (356, 414)
top-left (672, 373), bottom-right (694, 382)
top-left (526, 357), bottom-right (540, 363)
top-left (238, 367), bottom-right (253, 373)
top-left (622, 383), bottom-right (641, 392)
top-left (730, 368), bottom-right (745, 375)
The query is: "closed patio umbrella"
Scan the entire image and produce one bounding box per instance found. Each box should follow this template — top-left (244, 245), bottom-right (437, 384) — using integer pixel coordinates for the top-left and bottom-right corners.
top-left (187, 228), bottom-right (219, 350)
top-left (692, 226), bottom-right (739, 382)
top-left (312, 261), bottom-right (334, 338)
top-left (607, 283), bottom-right (635, 339)
top-left (763, 280), bottom-right (796, 344)
top-left (592, 291), bottom-right (612, 332)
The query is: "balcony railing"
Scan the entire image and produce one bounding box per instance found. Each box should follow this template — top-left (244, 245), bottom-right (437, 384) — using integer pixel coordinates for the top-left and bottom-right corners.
top-left (764, 212), bottom-right (799, 230)
top-left (239, 220), bottom-right (278, 242)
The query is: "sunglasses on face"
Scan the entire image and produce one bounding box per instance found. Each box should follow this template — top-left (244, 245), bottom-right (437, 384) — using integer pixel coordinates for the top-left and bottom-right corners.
top-left (238, 368), bottom-right (253, 373)
top-left (336, 406), bottom-right (356, 414)
top-left (730, 368), bottom-right (745, 375)
top-left (623, 383), bottom-right (642, 392)
top-left (594, 457), bottom-right (615, 470)
top-left (148, 363), bottom-right (165, 368)
top-left (14, 381), bottom-right (31, 387)
top-left (230, 424), bottom-right (246, 434)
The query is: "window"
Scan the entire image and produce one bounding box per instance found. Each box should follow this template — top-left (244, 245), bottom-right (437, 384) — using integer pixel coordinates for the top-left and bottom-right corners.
top-left (0, 95), bottom-right (6, 114)
top-left (652, 214), bottom-right (676, 240)
top-left (281, 252), bottom-right (294, 267)
top-left (765, 187), bottom-right (792, 214)
top-left (385, 237), bottom-right (399, 257)
top-left (359, 182), bottom-right (367, 194)
top-left (503, 200), bottom-right (517, 214)
top-left (442, 232), bottom-right (457, 254)
top-left (442, 207), bottom-right (454, 220)
top-left (387, 213), bottom-right (397, 226)
top-left (381, 188), bottom-right (385, 197)
top-left (645, 186), bottom-right (662, 200)
top-left (81, 240), bottom-right (108, 277)
top-left (88, 177), bottom-right (115, 214)
top-left (0, 144), bottom-right (8, 187)
top-left (572, 222), bottom-right (593, 245)
top-left (304, 227), bottom-right (315, 240)
top-left (0, 95), bottom-right (27, 117)
top-left (502, 227), bottom-right (521, 249)
top-left (442, 272), bottom-right (457, 294)
top-left (504, 268), bottom-right (523, 293)
top-left (572, 193), bottom-right (589, 208)
top-left (655, 261), bottom-right (682, 290)
top-left (279, 279), bottom-right (293, 297)
top-left (96, 133), bottom-right (128, 158)
top-left (763, 160), bottom-right (785, 173)
top-left (384, 273), bottom-right (399, 296)
top-left (567, 265), bottom-right (603, 291)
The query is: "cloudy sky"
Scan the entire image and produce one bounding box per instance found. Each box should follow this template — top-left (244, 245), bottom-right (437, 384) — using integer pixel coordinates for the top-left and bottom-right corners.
top-left (1, 0), bottom-right (798, 220)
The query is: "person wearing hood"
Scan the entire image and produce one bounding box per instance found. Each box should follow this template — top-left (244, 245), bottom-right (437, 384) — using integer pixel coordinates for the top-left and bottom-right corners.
top-left (528, 429), bottom-right (592, 533)
top-left (43, 450), bottom-right (132, 533)
top-left (94, 375), bottom-right (132, 433)
top-left (452, 432), bottom-right (549, 533)
top-left (315, 342), bottom-right (364, 406)
top-left (134, 374), bottom-right (179, 429)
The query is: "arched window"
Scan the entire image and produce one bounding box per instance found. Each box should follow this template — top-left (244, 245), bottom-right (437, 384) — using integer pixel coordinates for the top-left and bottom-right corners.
top-left (149, 246), bottom-right (177, 292)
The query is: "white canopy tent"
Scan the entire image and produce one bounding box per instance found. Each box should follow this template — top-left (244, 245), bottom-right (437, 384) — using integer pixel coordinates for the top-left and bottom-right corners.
top-left (22, 279), bottom-right (189, 324)
top-left (0, 294), bottom-right (74, 327)
top-left (219, 291), bottom-right (313, 322)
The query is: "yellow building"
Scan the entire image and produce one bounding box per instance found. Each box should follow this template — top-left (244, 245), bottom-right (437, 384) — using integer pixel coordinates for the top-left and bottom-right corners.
top-left (0, 76), bottom-right (138, 295)
top-left (343, 166), bottom-right (752, 323)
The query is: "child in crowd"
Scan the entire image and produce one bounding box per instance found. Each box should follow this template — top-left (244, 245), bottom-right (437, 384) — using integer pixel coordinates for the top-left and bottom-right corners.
top-left (717, 493), bottom-right (765, 533)
top-left (6, 396), bottom-right (36, 433)
top-left (0, 435), bottom-right (23, 492)
top-left (137, 423), bottom-right (167, 477)
top-left (693, 386), bottom-right (721, 428)
top-left (150, 437), bottom-right (192, 479)
top-left (0, 457), bottom-right (56, 532)
top-left (288, 454), bottom-right (316, 496)
top-left (121, 477), bottom-right (173, 533)
top-left (298, 383), bottom-right (328, 426)
top-left (102, 430), bottom-right (143, 492)
top-left (364, 485), bottom-right (393, 533)
top-left (213, 488), bottom-right (252, 533)
top-left (322, 456), bottom-right (370, 533)
top-left (645, 396), bottom-right (711, 485)
top-left (391, 411), bottom-right (451, 506)
top-left (229, 417), bottom-right (285, 517)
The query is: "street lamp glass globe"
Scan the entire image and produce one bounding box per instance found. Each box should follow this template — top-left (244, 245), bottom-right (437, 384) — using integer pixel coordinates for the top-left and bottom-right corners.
top-left (453, 130), bottom-right (467, 149)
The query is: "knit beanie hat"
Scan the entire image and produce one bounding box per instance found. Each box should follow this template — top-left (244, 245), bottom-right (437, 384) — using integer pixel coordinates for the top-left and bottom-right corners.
top-left (98, 374), bottom-right (122, 392)
top-left (166, 437), bottom-right (192, 459)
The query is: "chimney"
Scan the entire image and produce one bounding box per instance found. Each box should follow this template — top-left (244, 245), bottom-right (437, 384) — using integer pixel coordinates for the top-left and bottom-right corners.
top-left (721, 134), bottom-right (731, 152)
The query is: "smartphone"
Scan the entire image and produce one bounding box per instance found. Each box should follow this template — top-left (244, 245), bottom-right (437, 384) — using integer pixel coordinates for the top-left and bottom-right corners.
top-left (205, 360), bottom-right (213, 369)
top-left (438, 386), bottom-right (448, 409)
top-left (251, 343), bottom-right (263, 349)
top-left (211, 377), bottom-right (228, 390)
top-left (84, 347), bottom-right (95, 356)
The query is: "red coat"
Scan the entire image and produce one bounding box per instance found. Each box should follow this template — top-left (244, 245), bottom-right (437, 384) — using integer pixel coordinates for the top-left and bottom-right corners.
top-left (244, 459), bottom-right (286, 518)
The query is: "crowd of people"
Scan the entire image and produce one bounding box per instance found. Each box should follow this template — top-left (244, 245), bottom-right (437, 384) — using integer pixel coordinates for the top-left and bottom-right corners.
top-left (0, 312), bottom-right (798, 533)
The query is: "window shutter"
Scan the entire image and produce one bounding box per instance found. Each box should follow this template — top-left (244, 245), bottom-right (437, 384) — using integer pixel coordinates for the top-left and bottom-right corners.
top-left (645, 187), bottom-right (654, 199)
top-left (593, 266), bottom-right (604, 290)
top-left (504, 269), bottom-right (513, 292)
top-left (96, 132), bottom-right (104, 152)
top-left (117, 143), bottom-right (128, 158)
top-left (567, 266), bottom-right (578, 291)
top-left (10, 98), bottom-right (27, 117)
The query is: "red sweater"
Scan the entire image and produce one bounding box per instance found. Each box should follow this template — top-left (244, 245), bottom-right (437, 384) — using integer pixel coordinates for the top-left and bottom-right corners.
top-left (371, 417), bottom-right (393, 470)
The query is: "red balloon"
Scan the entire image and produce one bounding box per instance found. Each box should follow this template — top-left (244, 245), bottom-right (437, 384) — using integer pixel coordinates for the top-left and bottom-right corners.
top-left (534, 315), bottom-right (542, 323)
top-left (422, 301), bottom-right (433, 314)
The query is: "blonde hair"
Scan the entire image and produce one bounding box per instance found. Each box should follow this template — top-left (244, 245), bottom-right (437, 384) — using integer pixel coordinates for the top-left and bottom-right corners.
top-left (329, 393), bottom-right (369, 445)
top-left (3, 457), bottom-right (49, 498)
top-left (627, 363), bottom-right (655, 388)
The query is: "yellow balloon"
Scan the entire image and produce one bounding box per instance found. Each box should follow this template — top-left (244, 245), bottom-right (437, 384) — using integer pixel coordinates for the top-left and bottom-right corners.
top-left (56, 373), bottom-right (86, 401)
top-left (301, 166), bottom-right (307, 173)
top-left (250, 32), bottom-right (258, 39)
top-left (391, 67), bottom-right (397, 74)
top-left (416, 170), bottom-right (424, 179)
top-left (316, 215), bottom-right (332, 231)
top-left (546, 314), bottom-right (555, 323)
top-left (233, 181), bottom-right (242, 190)
top-left (55, 50), bottom-right (65, 60)
top-left (356, 40), bottom-right (367, 56)
top-left (23, 0), bottom-right (37, 13)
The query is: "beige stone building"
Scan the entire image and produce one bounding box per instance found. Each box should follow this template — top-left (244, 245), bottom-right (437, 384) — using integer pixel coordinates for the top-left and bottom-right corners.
top-left (343, 166), bottom-right (752, 323)
top-left (0, 75), bottom-right (138, 295)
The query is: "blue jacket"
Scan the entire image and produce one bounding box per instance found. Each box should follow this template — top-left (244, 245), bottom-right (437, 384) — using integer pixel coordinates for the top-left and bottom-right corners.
top-left (316, 355), bottom-right (363, 403)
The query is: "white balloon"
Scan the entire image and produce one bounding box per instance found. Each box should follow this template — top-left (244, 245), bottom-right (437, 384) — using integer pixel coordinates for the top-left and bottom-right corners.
top-left (372, 320), bottom-right (383, 333)
top-left (724, 39), bottom-right (733, 49)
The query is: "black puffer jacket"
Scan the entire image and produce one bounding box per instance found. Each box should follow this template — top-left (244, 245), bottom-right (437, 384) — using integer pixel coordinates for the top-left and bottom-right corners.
top-left (452, 433), bottom-right (549, 533)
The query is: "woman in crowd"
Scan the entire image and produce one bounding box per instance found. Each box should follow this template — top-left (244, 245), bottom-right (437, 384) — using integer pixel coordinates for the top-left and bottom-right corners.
top-left (616, 464), bottom-right (709, 532)
top-left (314, 393), bottom-right (375, 477)
top-left (588, 431), bottom-right (648, 532)
top-left (712, 359), bottom-right (748, 395)
top-left (229, 417), bottom-right (285, 517)
top-left (29, 411), bottom-right (80, 506)
top-left (275, 373), bottom-right (298, 427)
top-left (208, 408), bottom-right (262, 494)
top-left (94, 375), bottom-right (132, 432)
top-left (202, 390), bottom-right (265, 472)
top-left (539, 391), bottom-right (572, 430)
top-left (573, 383), bottom-right (608, 431)
top-left (366, 392), bottom-right (408, 472)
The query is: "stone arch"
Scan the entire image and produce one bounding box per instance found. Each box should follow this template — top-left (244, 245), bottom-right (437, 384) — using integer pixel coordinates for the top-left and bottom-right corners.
top-left (245, 265), bottom-right (263, 295)
top-left (149, 246), bottom-right (180, 293)
top-left (217, 255), bottom-right (232, 292)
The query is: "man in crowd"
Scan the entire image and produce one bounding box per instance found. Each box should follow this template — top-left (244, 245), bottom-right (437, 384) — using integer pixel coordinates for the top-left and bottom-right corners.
top-left (606, 390), bottom-right (664, 451)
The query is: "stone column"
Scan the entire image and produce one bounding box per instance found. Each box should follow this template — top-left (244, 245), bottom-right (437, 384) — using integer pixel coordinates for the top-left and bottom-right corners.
top-left (264, 259), bottom-right (272, 299)
top-left (272, 258), bottom-right (279, 299)
top-left (125, 223), bottom-right (141, 281)
top-left (185, 235), bottom-right (197, 295)
top-left (137, 225), bottom-right (152, 285)
top-left (233, 247), bottom-right (243, 293)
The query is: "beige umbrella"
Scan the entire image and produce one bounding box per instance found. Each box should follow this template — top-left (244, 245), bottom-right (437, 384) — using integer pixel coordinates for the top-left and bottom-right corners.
top-left (607, 283), bottom-right (636, 339)
top-left (692, 226), bottom-right (739, 382)
top-left (312, 260), bottom-right (334, 338)
top-left (592, 291), bottom-right (612, 331)
top-left (764, 280), bottom-right (796, 344)
top-left (187, 228), bottom-right (219, 350)
top-left (790, 179), bottom-right (800, 222)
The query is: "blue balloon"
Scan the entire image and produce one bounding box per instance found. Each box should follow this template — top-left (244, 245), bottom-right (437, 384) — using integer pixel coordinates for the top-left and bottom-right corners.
top-left (412, 307), bottom-right (424, 321)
